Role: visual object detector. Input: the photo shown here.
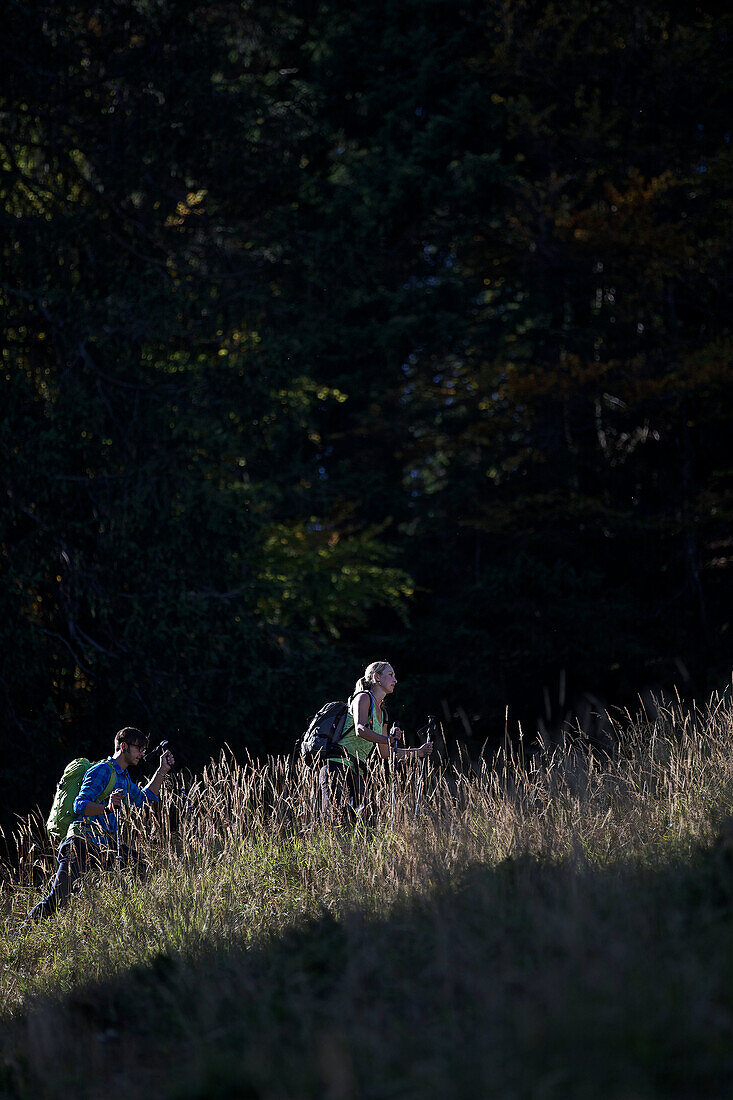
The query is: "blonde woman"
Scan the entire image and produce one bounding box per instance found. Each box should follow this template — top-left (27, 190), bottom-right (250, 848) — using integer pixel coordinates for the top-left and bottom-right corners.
top-left (320, 660), bottom-right (433, 822)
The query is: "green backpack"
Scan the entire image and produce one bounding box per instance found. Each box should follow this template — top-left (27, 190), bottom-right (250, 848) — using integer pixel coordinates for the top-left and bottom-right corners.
top-left (46, 758), bottom-right (117, 843)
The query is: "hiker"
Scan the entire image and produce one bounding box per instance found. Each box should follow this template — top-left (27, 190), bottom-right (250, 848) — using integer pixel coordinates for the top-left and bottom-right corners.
top-left (320, 660), bottom-right (433, 822)
top-left (25, 728), bottom-right (174, 923)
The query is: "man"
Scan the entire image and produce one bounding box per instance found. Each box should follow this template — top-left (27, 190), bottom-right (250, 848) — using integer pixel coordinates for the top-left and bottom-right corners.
top-left (25, 727), bottom-right (174, 923)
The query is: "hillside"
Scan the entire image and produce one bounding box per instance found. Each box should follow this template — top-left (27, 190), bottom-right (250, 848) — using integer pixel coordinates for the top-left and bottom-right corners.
top-left (2, 695), bottom-right (733, 1098)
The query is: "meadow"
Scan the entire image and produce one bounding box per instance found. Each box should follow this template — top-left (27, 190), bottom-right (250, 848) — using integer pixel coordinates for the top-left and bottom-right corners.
top-left (2, 694), bottom-right (733, 1099)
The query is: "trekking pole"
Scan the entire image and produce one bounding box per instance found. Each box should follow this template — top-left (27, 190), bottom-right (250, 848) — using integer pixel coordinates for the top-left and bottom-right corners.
top-left (115, 751), bottom-right (142, 882)
top-left (114, 791), bottom-right (124, 886)
top-left (414, 716), bottom-right (436, 819)
top-left (390, 750), bottom-right (396, 829)
top-left (389, 713), bottom-right (403, 829)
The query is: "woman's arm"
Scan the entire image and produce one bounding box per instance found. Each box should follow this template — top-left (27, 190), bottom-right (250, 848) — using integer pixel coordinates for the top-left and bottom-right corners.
top-left (353, 692), bottom-right (394, 747)
top-left (376, 718), bottom-right (433, 761)
top-left (394, 741), bottom-right (433, 760)
top-left (377, 715), bottom-right (402, 759)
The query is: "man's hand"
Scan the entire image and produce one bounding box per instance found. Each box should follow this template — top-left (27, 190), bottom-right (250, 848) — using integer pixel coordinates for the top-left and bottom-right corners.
top-left (107, 790), bottom-right (123, 811)
top-left (159, 748), bottom-right (175, 775)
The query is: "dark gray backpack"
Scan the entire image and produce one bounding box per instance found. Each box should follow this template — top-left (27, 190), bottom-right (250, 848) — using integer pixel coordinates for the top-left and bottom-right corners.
top-left (299, 700), bottom-right (349, 762)
top-left (299, 693), bottom-right (387, 763)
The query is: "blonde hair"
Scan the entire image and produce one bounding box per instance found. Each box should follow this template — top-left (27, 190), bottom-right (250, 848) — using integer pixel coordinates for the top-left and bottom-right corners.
top-left (353, 660), bottom-right (391, 697)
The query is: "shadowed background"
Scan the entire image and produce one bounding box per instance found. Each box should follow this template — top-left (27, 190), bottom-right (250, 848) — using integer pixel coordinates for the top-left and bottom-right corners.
top-left (2, 0), bottom-right (731, 825)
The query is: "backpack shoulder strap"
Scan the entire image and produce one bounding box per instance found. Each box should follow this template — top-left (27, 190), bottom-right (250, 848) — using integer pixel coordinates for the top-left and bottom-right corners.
top-left (99, 761), bottom-right (117, 804)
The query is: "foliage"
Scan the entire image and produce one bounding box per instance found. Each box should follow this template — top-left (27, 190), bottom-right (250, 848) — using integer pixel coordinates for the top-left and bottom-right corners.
top-left (1, 1), bottom-right (732, 820)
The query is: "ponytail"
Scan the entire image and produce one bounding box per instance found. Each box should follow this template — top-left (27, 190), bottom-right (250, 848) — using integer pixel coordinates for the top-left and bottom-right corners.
top-left (352, 660), bottom-right (390, 699)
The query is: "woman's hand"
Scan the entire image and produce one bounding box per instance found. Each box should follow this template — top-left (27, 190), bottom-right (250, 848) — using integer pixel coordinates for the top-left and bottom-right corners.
top-left (391, 724), bottom-right (404, 742)
top-left (417, 741), bottom-right (434, 760)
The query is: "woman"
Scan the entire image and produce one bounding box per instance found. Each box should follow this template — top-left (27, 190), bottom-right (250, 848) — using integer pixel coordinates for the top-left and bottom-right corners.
top-left (319, 660), bottom-right (433, 822)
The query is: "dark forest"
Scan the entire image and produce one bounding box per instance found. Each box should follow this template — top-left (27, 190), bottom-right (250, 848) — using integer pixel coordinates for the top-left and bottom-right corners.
top-left (2, 0), bottom-right (731, 823)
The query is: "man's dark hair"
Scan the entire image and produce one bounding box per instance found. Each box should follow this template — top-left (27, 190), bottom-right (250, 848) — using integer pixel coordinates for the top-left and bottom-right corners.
top-left (115, 726), bottom-right (148, 750)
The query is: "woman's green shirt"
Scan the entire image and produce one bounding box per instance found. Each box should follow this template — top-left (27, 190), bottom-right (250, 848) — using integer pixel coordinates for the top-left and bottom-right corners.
top-left (329, 692), bottom-right (383, 770)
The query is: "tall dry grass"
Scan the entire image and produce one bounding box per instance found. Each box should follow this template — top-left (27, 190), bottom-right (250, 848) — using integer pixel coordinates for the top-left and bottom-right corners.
top-left (2, 692), bottom-right (733, 1098)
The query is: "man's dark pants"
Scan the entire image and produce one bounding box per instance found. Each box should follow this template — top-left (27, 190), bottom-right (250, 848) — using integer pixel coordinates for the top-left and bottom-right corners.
top-left (28, 836), bottom-right (138, 922)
